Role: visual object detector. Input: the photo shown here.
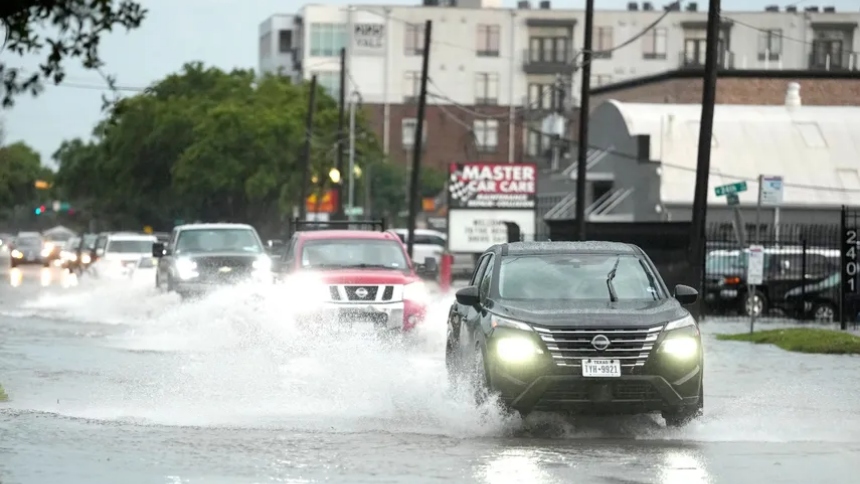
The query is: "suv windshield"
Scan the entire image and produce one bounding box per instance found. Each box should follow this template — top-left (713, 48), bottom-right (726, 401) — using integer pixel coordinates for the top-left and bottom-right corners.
top-left (175, 229), bottom-right (262, 254)
top-left (499, 253), bottom-right (663, 301)
top-left (301, 239), bottom-right (409, 270)
top-left (106, 239), bottom-right (154, 253)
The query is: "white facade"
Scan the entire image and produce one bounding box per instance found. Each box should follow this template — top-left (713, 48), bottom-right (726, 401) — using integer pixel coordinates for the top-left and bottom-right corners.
top-left (258, 3), bottom-right (860, 107)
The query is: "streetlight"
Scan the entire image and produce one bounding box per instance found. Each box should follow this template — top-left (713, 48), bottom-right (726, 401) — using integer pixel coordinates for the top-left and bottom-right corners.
top-left (329, 167), bottom-right (341, 184)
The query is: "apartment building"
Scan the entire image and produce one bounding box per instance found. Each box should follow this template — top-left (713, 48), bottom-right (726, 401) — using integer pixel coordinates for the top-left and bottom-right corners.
top-left (257, 1), bottom-right (860, 170)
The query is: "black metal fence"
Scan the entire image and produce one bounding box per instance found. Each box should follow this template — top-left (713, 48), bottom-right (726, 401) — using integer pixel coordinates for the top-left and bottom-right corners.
top-left (703, 223), bottom-right (842, 322)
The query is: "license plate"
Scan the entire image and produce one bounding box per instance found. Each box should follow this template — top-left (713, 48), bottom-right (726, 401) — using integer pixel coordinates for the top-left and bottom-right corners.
top-left (582, 359), bottom-right (621, 377)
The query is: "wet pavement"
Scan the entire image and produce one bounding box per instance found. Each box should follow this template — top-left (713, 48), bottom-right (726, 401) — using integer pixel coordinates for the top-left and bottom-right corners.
top-left (1, 253), bottom-right (860, 483)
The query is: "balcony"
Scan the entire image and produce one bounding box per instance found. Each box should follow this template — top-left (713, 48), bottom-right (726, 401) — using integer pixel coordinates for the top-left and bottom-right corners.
top-left (808, 51), bottom-right (859, 71)
top-left (523, 48), bottom-right (576, 75)
top-left (678, 50), bottom-right (735, 70)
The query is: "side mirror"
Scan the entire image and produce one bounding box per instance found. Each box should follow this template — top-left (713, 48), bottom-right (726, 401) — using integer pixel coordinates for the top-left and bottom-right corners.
top-left (674, 284), bottom-right (699, 305)
top-left (418, 257), bottom-right (438, 279)
top-left (95, 248), bottom-right (105, 257)
top-left (152, 242), bottom-right (165, 258)
top-left (455, 285), bottom-right (481, 307)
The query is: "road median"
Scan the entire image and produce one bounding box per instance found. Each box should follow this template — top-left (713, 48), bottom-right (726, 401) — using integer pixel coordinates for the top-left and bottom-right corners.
top-left (717, 328), bottom-right (860, 355)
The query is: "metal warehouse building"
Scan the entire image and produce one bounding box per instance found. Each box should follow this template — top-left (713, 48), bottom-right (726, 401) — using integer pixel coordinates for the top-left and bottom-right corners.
top-left (573, 83), bottom-right (860, 227)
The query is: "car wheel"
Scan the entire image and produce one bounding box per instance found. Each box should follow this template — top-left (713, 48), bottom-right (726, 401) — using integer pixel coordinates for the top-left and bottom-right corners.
top-left (743, 290), bottom-right (767, 317)
top-left (663, 382), bottom-right (704, 428)
top-left (812, 302), bottom-right (835, 322)
top-left (469, 343), bottom-right (493, 405)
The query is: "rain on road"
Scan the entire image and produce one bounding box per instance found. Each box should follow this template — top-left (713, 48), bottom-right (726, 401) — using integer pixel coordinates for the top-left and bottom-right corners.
top-left (1, 253), bottom-right (859, 484)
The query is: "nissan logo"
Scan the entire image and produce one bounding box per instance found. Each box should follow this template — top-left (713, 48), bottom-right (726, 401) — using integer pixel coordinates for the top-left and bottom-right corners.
top-left (355, 287), bottom-right (369, 298)
top-left (591, 334), bottom-right (610, 351)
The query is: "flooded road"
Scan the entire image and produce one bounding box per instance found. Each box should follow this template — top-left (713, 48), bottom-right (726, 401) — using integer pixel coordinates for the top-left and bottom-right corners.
top-left (1, 257), bottom-right (860, 483)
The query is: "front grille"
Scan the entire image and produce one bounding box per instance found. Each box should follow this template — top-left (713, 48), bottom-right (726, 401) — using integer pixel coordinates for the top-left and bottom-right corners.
top-left (345, 285), bottom-right (379, 301)
top-left (533, 325), bottom-right (663, 373)
top-left (327, 285), bottom-right (396, 302)
top-left (537, 381), bottom-right (660, 407)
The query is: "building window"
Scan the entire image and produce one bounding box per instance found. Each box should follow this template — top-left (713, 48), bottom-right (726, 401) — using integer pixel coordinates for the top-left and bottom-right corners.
top-left (260, 32), bottom-right (272, 58)
top-left (309, 23), bottom-right (347, 57)
top-left (590, 74), bottom-right (613, 87)
top-left (311, 71), bottom-right (340, 99)
top-left (526, 129), bottom-right (549, 157)
top-left (474, 73), bottom-right (499, 105)
top-left (593, 27), bottom-right (614, 59)
top-left (404, 71), bottom-right (421, 102)
top-left (473, 119), bottom-right (499, 152)
top-left (758, 29), bottom-right (782, 61)
top-left (279, 30), bottom-right (293, 53)
top-left (476, 24), bottom-right (500, 57)
top-left (528, 83), bottom-right (559, 110)
top-left (683, 32), bottom-right (726, 67)
top-left (402, 118), bottom-right (427, 147)
top-left (642, 28), bottom-right (667, 60)
top-left (405, 23), bottom-right (425, 56)
top-left (528, 36), bottom-right (569, 63)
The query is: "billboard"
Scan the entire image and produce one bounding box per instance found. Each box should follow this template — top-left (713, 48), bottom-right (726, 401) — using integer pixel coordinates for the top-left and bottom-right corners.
top-left (352, 23), bottom-right (385, 57)
top-left (447, 162), bottom-right (537, 209)
top-left (447, 162), bottom-right (537, 252)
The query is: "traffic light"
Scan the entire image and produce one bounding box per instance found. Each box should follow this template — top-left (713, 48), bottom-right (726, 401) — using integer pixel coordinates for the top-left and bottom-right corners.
top-left (35, 205), bottom-right (46, 215)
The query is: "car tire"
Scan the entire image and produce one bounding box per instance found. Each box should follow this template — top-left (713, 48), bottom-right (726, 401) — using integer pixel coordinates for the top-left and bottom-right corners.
top-left (663, 382), bottom-right (704, 428)
top-left (811, 302), bottom-right (836, 322)
top-left (743, 290), bottom-right (768, 317)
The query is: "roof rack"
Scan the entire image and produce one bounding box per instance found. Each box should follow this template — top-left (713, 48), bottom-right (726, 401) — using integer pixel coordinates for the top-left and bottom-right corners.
top-left (289, 218), bottom-right (387, 236)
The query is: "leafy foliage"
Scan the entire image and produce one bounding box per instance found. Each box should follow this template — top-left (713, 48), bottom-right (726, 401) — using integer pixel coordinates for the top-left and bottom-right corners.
top-left (0, 0), bottom-right (147, 107)
top-left (0, 139), bottom-right (53, 209)
top-left (52, 63), bottom-right (443, 235)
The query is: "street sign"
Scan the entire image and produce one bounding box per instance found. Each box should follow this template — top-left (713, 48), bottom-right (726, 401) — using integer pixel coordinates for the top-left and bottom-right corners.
top-left (747, 245), bottom-right (765, 285)
top-left (760, 175), bottom-right (784, 206)
top-left (726, 193), bottom-right (740, 206)
top-left (714, 181), bottom-right (748, 197)
top-left (344, 206), bottom-right (364, 216)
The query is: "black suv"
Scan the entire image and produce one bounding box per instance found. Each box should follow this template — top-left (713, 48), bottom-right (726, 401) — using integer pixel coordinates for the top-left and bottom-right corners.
top-left (445, 241), bottom-right (703, 427)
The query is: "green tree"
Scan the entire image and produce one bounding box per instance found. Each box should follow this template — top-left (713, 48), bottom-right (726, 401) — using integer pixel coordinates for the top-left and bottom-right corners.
top-left (53, 62), bottom-right (384, 233)
top-left (1, 0), bottom-right (147, 107)
top-left (0, 140), bottom-right (52, 210)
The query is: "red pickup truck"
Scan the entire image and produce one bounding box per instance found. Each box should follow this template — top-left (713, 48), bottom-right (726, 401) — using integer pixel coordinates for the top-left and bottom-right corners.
top-left (272, 220), bottom-right (439, 332)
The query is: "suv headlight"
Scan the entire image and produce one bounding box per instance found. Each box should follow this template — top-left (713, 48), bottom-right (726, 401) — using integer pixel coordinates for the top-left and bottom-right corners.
top-left (403, 281), bottom-right (429, 304)
top-left (489, 315), bottom-right (543, 363)
top-left (659, 314), bottom-right (699, 359)
top-left (175, 257), bottom-right (198, 279)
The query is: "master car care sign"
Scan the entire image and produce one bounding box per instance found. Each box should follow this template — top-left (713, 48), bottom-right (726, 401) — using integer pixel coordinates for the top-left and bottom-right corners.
top-left (448, 162), bottom-right (536, 209)
top-left (447, 162), bottom-right (538, 253)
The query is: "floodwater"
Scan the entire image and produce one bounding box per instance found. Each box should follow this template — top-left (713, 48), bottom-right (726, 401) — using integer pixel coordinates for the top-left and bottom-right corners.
top-left (1, 256), bottom-right (859, 484)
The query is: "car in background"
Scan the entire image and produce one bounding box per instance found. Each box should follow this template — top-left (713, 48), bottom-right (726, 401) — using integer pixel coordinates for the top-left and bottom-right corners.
top-left (63, 234), bottom-right (98, 275)
top-left (9, 232), bottom-right (47, 268)
top-left (446, 241), bottom-right (703, 427)
top-left (153, 223), bottom-right (272, 299)
top-left (42, 231), bottom-right (76, 266)
top-left (90, 232), bottom-right (158, 278)
top-left (0, 233), bottom-right (14, 252)
top-left (274, 220), bottom-right (438, 332)
top-left (390, 228), bottom-right (475, 280)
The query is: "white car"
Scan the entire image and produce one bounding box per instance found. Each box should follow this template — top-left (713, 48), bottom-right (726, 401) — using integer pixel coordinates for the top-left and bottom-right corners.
top-left (129, 255), bottom-right (158, 285)
top-left (90, 233), bottom-right (158, 279)
top-left (389, 228), bottom-right (475, 278)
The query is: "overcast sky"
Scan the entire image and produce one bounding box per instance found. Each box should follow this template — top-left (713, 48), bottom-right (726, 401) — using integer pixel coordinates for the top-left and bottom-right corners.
top-left (3, 0), bottom-right (857, 167)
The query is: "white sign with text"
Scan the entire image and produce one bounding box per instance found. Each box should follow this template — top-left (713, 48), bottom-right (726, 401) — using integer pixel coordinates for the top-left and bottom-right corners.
top-left (747, 244), bottom-right (765, 285)
top-left (448, 209), bottom-right (535, 253)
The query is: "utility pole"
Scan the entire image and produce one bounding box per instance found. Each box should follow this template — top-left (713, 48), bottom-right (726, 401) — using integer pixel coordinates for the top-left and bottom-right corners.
top-left (689, 0), bottom-right (722, 317)
top-left (347, 91), bottom-right (359, 221)
top-left (406, 20), bottom-right (432, 261)
top-left (298, 75), bottom-right (318, 222)
top-left (575, 0), bottom-right (594, 241)
top-left (335, 47), bottom-right (347, 220)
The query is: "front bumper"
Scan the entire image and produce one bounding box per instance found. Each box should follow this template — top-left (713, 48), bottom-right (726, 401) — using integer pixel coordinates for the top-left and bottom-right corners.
top-left (294, 300), bottom-right (425, 332)
top-left (487, 326), bottom-right (703, 415)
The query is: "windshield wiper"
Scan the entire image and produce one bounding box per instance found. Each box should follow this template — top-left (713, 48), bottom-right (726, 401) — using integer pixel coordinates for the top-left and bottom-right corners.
top-left (342, 263), bottom-right (397, 269)
top-left (606, 257), bottom-right (620, 302)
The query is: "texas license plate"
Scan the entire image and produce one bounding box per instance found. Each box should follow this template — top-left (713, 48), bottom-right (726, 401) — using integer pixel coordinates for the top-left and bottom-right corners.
top-left (582, 359), bottom-right (621, 377)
